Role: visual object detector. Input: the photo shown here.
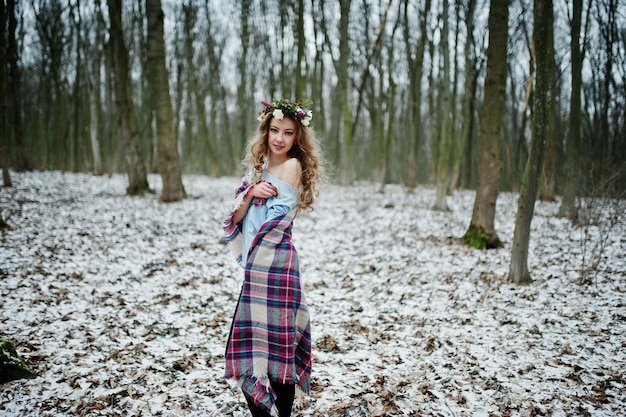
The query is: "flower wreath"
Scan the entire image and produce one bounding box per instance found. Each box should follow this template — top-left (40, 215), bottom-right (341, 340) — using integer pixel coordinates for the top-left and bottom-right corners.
top-left (257, 98), bottom-right (313, 127)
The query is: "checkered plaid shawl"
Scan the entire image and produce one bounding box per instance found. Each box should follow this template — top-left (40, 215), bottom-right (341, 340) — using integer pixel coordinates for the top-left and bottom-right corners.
top-left (223, 182), bottom-right (312, 415)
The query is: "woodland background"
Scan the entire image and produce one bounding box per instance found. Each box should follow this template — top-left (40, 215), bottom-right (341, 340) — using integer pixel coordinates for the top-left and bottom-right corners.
top-left (1, 1), bottom-right (626, 414)
top-left (1, 0), bottom-right (625, 274)
top-left (1, 0), bottom-right (624, 186)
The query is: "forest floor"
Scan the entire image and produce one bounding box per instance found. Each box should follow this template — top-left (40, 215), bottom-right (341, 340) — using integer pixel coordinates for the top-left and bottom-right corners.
top-left (1, 171), bottom-right (625, 417)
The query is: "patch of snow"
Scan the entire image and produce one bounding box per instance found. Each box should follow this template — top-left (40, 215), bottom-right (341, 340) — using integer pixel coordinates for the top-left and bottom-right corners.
top-left (1, 171), bottom-right (624, 416)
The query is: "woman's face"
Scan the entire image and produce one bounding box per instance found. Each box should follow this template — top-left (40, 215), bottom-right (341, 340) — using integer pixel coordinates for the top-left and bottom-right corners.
top-left (268, 117), bottom-right (297, 158)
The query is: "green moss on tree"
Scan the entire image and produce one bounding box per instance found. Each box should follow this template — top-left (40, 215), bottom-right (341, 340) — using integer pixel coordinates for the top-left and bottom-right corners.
top-left (0, 339), bottom-right (36, 383)
top-left (463, 224), bottom-right (488, 249)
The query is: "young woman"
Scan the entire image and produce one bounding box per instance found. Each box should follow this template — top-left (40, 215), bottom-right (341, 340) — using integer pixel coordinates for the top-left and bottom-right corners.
top-left (223, 99), bottom-right (324, 417)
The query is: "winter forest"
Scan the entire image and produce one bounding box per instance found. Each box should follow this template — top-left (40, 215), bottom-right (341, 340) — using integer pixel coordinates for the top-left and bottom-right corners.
top-left (1, 0), bottom-right (626, 416)
top-left (2, 0), bottom-right (625, 192)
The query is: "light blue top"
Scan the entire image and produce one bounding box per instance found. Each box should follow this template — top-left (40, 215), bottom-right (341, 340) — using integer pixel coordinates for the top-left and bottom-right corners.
top-left (241, 171), bottom-right (299, 265)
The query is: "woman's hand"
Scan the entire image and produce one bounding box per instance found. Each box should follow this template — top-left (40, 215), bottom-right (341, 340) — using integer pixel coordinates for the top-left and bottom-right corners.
top-left (232, 181), bottom-right (277, 224)
top-left (250, 180), bottom-right (278, 199)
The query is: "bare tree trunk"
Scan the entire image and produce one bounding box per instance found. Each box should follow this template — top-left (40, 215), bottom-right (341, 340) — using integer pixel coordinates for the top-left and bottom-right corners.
top-left (87, 2), bottom-right (105, 176)
top-left (202, 2), bottom-right (231, 174)
top-left (131, 1), bottom-right (155, 175)
top-left (352, 0), bottom-right (393, 138)
top-left (181, 4), bottom-right (197, 172)
top-left (107, 0), bottom-right (150, 195)
top-left (539, 75), bottom-right (557, 201)
top-left (0, 0), bottom-right (11, 187)
top-left (54, 71), bottom-right (66, 172)
top-left (434, 0), bottom-right (451, 211)
top-left (293, 0), bottom-right (306, 99)
top-left (70, 0), bottom-right (83, 172)
top-left (558, 0), bottom-right (585, 219)
top-left (598, 0), bottom-right (617, 181)
top-left (381, 93), bottom-right (396, 188)
top-left (171, 11), bottom-right (185, 172)
top-left (88, 80), bottom-right (103, 176)
top-left (514, 49), bottom-right (535, 194)
top-left (103, 39), bottom-right (117, 173)
top-left (510, 0), bottom-right (553, 284)
top-left (312, 5), bottom-right (325, 141)
top-left (540, 20), bottom-right (558, 202)
top-left (338, 0), bottom-right (354, 184)
top-left (403, 0), bottom-right (431, 190)
top-left (464, 0), bottom-right (509, 249)
top-left (450, 0), bottom-right (477, 192)
top-left (380, 39), bottom-right (397, 189)
top-left (7, 0), bottom-right (27, 172)
top-left (309, 0), bottom-right (352, 181)
top-left (145, 0), bottom-right (184, 202)
top-left (426, 34), bottom-right (437, 183)
top-left (379, 11), bottom-right (400, 189)
top-left (447, 0), bottom-right (461, 194)
top-left (316, 0), bottom-right (341, 167)
top-left (182, 3), bottom-right (218, 176)
top-left (236, 0), bottom-right (252, 172)
top-left (34, 1), bottom-right (69, 171)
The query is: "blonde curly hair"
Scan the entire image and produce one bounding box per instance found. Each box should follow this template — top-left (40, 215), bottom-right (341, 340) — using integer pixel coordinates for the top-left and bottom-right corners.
top-left (245, 111), bottom-right (325, 211)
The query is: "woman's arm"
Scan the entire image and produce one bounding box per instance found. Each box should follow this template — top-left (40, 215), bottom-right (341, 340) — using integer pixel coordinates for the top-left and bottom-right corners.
top-left (230, 192), bottom-right (253, 225)
top-left (231, 181), bottom-right (278, 224)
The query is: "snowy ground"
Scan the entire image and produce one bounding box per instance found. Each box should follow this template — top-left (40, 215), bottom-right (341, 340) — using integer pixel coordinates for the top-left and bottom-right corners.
top-left (1, 171), bottom-right (624, 417)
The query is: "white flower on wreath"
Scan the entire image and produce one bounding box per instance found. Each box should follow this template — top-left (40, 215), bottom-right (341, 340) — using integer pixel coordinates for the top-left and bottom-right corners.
top-left (302, 110), bottom-right (313, 126)
top-left (273, 109), bottom-right (285, 120)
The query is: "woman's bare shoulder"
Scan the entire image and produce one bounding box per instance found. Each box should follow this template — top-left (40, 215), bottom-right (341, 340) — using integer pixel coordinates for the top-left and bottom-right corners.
top-left (279, 158), bottom-right (302, 187)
